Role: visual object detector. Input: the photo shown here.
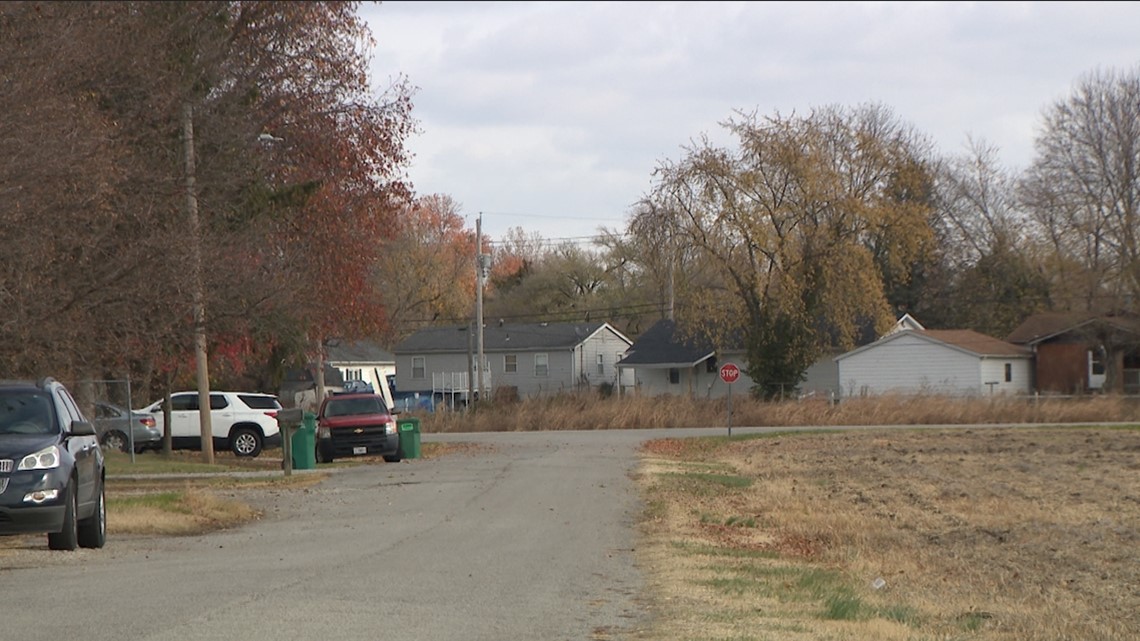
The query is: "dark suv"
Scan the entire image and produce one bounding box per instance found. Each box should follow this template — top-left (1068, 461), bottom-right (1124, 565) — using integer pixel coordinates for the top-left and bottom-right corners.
top-left (0, 378), bottom-right (106, 550)
top-left (315, 392), bottom-right (400, 463)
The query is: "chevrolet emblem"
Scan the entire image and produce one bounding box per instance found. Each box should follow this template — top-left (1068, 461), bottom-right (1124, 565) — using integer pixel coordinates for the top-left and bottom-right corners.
top-left (354, 428), bottom-right (364, 434)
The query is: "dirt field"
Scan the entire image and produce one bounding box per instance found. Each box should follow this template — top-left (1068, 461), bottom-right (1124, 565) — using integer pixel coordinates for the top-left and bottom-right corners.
top-left (634, 426), bottom-right (1140, 641)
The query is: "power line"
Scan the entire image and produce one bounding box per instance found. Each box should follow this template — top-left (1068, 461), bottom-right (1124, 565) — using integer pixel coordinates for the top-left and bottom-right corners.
top-left (485, 233), bottom-right (629, 248)
top-left (401, 300), bottom-right (668, 326)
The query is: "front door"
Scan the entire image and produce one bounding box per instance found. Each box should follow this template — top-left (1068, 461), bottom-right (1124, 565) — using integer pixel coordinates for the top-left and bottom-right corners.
top-left (1088, 349), bottom-right (1106, 390)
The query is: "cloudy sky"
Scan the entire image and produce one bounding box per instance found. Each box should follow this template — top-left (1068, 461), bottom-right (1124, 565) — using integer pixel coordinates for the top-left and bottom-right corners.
top-left (360, 1), bottom-right (1140, 243)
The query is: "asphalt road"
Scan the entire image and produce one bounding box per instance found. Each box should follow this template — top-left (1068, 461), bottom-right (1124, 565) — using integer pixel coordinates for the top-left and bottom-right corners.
top-left (0, 428), bottom-right (751, 641)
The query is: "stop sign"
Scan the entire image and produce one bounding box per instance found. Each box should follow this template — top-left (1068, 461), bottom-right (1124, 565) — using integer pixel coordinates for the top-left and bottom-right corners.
top-left (719, 363), bottom-right (740, 384)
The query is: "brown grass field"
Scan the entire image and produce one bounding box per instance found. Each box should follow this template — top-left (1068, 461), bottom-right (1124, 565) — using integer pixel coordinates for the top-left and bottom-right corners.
top-left (632, 425), bottom-right (1140, 641)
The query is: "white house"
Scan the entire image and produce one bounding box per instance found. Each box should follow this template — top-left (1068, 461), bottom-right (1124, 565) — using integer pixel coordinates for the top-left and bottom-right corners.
top-left (325, 339), bottom-right (396, 396)
top-left (835, 329), bottom-right (1033, 398)
top-left (393, 321), bottom-right (633, 402)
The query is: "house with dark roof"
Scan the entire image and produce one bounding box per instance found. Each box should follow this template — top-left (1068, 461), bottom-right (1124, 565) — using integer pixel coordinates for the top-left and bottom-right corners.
top-left (835, 328), bottom-right (1033, 397)
top-left (615, 319), bottom-right (748, 398)
top-left (392, 321), bottom-right (633, 401)
top-left (1006, 312), bottom-right (1140, 394)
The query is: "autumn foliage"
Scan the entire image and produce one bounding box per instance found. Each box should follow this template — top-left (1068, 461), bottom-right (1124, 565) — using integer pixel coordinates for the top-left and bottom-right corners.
top-left (0, 2), bottom-right (414, 395)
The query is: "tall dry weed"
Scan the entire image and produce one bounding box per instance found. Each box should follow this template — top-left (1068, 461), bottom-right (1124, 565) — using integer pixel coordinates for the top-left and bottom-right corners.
top-left (415, 392), bottom-right (1139, 433)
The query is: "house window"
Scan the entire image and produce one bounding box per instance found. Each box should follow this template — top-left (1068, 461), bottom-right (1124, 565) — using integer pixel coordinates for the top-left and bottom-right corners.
top-left (706, 358), bottom-right (718, 374)
top-left (504, 354), bottom-right (517, 373)
top-left (669, 368), bottom-right (680, 384)
top-left (412, 356), bottom-right (425, 379)
top-left (596, 353), bottom-right (605, 376)
top-left (1004, 363), bottom-right (1012, 382)
top-left (345, 368), bottom-right (362, 381)
top-left (535, 353), bottom-right (549, 377)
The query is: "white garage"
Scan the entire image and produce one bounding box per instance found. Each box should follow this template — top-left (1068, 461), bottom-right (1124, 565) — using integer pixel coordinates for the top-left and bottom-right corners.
top-left (835, 329), bottom-right (1033, 398)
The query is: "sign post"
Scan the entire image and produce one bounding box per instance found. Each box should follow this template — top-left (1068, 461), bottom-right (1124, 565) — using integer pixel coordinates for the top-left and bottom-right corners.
top-left (719, 363), bottom-right (740, 436)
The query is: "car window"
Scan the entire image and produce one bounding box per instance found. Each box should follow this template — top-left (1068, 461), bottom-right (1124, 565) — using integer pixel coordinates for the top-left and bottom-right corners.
top-left (56, 387), bottom-right (84, 425)
top-left (324, 396), bottom-right (385, 417)
top-left (238, 394), bottom-right (280, 410)
top-left (209, 394), bottom-right (229, 410)
top-left (0, 391), bottom-right (54, 434)
top-left (171, 394), bottom-right (197, 411)
top-left (95, 404), bottom-right (118, 419)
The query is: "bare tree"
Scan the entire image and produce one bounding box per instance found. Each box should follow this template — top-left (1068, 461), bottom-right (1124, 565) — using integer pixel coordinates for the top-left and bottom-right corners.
top-left (930, 139), bottom-right (1051, 336)
top-left (1020, 66), bottom-right (1140, 313)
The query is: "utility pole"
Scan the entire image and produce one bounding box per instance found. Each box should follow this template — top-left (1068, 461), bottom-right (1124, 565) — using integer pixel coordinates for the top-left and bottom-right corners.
top-left (182, 103), bottom-right (214, 464)
top-left (475, 213), bottom-right (485, 405)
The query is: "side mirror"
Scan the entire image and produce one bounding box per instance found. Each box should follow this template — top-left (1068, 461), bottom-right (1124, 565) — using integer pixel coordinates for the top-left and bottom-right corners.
top-left (69, 420), bottom-right (96, 437)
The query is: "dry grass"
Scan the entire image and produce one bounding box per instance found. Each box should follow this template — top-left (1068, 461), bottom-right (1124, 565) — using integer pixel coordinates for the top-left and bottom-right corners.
top-left (633, 426), bottom-right (1140, 641)
top-left (107, 486), bottom-right (263, 536)
top-left (416, 392), bottom-right (1140, 432)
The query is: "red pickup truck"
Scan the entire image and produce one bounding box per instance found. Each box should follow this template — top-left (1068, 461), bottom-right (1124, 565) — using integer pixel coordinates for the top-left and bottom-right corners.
top-left (315, 392), bottom-right (400, 463)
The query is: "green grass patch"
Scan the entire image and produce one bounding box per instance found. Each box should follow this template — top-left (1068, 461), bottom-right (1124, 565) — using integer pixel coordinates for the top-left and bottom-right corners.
top-left (669, 540), bottom-right (778, 559)
top-left (957, 611), bottom-right (993, 632)
top-left (879, 603), bottom-right (922, 626)
top-left (660, 471), bottom-right (753, 496)
top-left (108, 491), bottom-right (189, 513)
top-left (823, 592), bottom-right (870, 620)
top-left (725, 515), bottom-right (757, 528)
top-left (104, 451), bottom-right (272, 475)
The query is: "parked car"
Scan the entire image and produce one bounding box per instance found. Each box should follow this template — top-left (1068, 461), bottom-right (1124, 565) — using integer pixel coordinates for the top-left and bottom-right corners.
top-left (141, 391), bottom-right (282, 458)
top-left (0, 378), bottom-right (106, 550)
top-left (94, 401), bottom-right (162, 453)
top-left (316, 392), bottom-right (400, 463)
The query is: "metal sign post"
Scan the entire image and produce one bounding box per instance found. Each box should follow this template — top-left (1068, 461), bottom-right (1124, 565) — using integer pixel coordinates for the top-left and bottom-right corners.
top-left (719, 363), bottom-right (740, 437)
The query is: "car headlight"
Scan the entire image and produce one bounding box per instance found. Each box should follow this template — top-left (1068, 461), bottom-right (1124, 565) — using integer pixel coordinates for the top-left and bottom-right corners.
top-left (17, 445), bottom-right (61, 471)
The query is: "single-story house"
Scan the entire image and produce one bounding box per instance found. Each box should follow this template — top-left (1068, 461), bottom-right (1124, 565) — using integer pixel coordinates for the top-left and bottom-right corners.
top-left (616, 319), bottom-right (750, 398)
top-left (836, 328), bottom-right (1033, 397)
top-left (325, 339), bottom-right (396, 396)
top-left (392, 321), bottom-right (633, 402)
top-left (278, 363), bottom-right (345, 410)
top-left (1006, 312), bottom-right (1140, 394)
top-left (617, 317), bottom-right (875, 400)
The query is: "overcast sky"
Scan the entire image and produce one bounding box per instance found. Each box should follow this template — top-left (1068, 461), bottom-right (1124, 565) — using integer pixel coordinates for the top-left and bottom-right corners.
top-left (360, 1), bottom-right (1140, 243)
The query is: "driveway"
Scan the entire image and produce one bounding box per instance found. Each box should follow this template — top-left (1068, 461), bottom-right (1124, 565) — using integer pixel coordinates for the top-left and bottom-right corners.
top-left (0, 428), bottom-right (731, 641)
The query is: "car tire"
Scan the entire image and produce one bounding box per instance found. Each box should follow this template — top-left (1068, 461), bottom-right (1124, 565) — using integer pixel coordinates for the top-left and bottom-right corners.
top-left (101, 430), bottom-right (129, 453)
top-left (47, 483), bottom-right (79, 551)
top-left (78, 479), bottom-right (106, 549)
top-left (316, 443), bottom-right (332, 464)
top-left (230, 427), bottom-right (263, 458)
top-left (383, 452), bottom-right (402, 463)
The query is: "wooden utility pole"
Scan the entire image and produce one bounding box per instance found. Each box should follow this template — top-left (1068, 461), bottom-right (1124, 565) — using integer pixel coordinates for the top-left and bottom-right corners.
top-left (183, 103), bottom-right (214, 464)
top-left (476, 213), bottom-right (485, 405)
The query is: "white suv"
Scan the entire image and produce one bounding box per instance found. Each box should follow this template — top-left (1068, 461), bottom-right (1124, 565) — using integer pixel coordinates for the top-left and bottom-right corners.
top-left (142, 391), bottom-right (282, 458)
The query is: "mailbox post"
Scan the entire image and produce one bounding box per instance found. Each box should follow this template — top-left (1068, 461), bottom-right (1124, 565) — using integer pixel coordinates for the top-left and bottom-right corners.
top-left (276, 407), bottom-right (304, 476)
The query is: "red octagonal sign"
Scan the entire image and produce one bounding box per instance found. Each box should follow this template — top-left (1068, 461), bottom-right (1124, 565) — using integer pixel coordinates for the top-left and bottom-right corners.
top-left (719, 363), bottom-right (740, 384)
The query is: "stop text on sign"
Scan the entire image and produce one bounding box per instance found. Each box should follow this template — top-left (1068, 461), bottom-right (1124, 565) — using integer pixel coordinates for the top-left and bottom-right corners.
top-left (719, 363), bottom-right (740, 384)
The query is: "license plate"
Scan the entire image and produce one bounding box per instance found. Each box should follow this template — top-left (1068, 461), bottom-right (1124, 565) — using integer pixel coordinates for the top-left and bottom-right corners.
top-left (353, 446), bottom-right (367, 455)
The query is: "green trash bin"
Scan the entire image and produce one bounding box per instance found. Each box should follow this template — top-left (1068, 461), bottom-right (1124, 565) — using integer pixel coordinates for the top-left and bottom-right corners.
top-left (291, 412), bottom-right (317, 470)
top-left (397, 417), bottom-right (421, 460)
